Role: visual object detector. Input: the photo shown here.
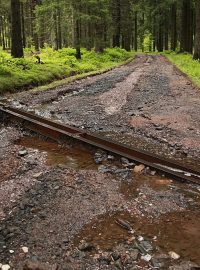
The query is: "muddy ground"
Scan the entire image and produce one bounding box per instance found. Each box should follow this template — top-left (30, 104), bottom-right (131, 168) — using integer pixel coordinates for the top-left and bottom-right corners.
top-left (0, 55), bottom-right (200, 269)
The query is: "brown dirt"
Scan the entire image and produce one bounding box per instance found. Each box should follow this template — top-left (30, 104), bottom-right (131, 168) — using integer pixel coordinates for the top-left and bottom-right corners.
top-left (1, 55), bottom-right (200, 270)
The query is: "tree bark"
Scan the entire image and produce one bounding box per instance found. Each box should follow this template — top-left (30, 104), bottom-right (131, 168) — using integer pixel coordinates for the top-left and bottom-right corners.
top-left (193, 0), bottom-right (200, 59)
top-left (171, 2), bottom-right (177, 51)
top-left (134, 11), bottom-right (138, 51)
top-left (11, 0), bottom-right (24, 58)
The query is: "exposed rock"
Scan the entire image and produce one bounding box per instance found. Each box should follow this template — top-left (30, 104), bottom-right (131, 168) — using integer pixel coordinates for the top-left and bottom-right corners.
top-left (129, 249), bottom-right (139, 260)
top-left (1, 265), bottom-right (11, 270)
top-left (22, 246), bottom-right (29, 253)
top-left (141, 254), bottom-right (152, 262)
top-left (169, 251), bottom-right (180, 260)
top-left (18, 150), bottom-right (28, 157)
top-left (133, 164), bottom-right (145, 173)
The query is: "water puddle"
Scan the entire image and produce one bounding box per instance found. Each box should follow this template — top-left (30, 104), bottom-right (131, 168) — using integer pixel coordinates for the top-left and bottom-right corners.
top-left (16, 136), bottom-right (97, 170)
top-left (74, 209), bottom-right (200, 264)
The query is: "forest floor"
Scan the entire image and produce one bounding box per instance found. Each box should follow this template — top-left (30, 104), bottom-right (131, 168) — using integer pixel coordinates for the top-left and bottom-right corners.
top-left (0, 54), bottom-right (200, 270)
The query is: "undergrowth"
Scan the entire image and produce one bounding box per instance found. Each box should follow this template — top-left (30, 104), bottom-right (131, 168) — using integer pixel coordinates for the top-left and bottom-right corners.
top-left (0, 47), bottom-right (133, 95)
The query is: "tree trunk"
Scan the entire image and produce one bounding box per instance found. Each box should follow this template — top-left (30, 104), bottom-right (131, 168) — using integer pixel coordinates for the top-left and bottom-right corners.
top-left (180, 0), bottom-right (193, 53)
top-left (11, 0), bottom-right (24, 58)
top-left (134, 11), bottom-right (138, 51)
top-left (193, 0), bottom-right (200, 59)
top-left (21, 2), bottom-right (26, 48)
top-left (171, 2), bottom-right (177, 51)
top-left (112, 0), bottom-right (121, 47)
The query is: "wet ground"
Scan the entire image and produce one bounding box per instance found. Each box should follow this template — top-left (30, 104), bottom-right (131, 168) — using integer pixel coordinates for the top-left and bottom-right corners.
top-left (0, 55), bottom-right (200, 269)
top-left (0, 124), bottom-right (200, 270)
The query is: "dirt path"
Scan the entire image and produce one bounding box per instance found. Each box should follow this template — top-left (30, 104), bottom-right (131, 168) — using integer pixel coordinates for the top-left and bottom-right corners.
top-left (7, 54), bottom-right (200, 168)
top-left (1, 55), bottom-right (200, 270)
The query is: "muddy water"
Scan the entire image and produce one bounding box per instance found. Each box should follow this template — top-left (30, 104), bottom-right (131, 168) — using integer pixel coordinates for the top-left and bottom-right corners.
top-left (16, 136), bottom-right (97, 170)
top-left (74, 174), bottom-right (200, 264)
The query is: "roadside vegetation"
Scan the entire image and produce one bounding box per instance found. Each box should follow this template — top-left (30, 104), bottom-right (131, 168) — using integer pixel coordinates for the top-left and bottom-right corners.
top-left (163, 52), bottom-right (200, 88)
top-left (0, 47), bottom-right (133, 94)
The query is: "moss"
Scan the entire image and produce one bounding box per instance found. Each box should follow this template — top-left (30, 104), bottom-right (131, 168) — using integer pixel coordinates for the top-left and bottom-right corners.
top-left (163, 52), bottom-right (200, 88)
top-left (0, 47), bottom-right (133, 95)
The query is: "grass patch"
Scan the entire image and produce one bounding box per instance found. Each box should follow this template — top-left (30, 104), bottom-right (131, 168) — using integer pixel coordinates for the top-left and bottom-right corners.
top-left (163, 52), bottom-right (200, 87)
top-left (0, 47), bottom-right (133, 95)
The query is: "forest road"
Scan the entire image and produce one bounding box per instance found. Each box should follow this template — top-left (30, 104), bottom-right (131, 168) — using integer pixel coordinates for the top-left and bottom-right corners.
top-left (10, 54), bottom-right (200, 168)
top-left (0, 54), bottom-right (200, 269)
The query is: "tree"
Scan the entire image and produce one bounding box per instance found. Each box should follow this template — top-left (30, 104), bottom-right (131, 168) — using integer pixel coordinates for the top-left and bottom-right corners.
top-left (193, 0), bottom-right (200, 59)
top-left (11, 0), bottom-right (24, 57)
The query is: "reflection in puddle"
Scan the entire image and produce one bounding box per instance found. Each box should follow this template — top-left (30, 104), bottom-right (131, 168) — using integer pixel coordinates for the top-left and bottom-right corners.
top-left (16, 136), bottom-right (97, 170)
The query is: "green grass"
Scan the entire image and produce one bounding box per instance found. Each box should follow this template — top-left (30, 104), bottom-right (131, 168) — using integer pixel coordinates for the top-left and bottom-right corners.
top-left (0, 47), bottom-right (133, 95)
top-left (163, 52), bottom-right (200, 87)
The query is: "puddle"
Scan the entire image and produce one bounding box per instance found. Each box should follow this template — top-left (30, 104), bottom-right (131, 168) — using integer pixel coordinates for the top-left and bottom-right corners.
top-left (16, 136), bottom-right (97, 170)
top-left (74, 210), bottom-right (200, 264)
top-left (74, 174), bottom-right (200, 264)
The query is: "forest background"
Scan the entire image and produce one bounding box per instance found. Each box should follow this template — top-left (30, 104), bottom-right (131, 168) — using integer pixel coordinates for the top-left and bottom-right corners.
top-left (0, 0), bottom-right (200, 94)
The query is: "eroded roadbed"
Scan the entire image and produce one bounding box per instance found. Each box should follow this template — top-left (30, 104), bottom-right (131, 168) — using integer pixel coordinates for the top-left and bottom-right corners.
top-left (0, 124), bottom-right (200, 270)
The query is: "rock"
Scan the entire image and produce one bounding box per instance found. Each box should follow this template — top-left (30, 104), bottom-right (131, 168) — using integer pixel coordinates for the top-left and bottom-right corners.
top-left (111, 251), bottom-right (120, 261)
top-left (150, 170), bottom-right (156, 176)
top-left (18, 150), bottom-right (28, 157)
top-left (98, 165), bottom-right (111, 173)
top-left (22, 246), bottom-right (29, 253)
top-left (94, 150), bottom-right (107, 164)
top-left (168, 251), bottom-right (180, 260)
top-left (133, 164), bottom-right (145, 173)
top-left (141, 254), bottom-right (152, 262)
top-left (137, 236), bottom-right (144, 242)
top-left (78, 240), bottom-right (93, 251)
top-left (33, 172), bottom-right (43, 179)
top-left (23, 261), bottom-right (58, 270)
top-left (107, 155), bottom-right (114, 160)
top-left (129, 249), bottom-right (139, 260)
top-left (140, 241), bottom-right (153, 252)
top-left (1, 265), bottom-right (11, 270)
top-left (9, 250), bottom-right (14, 254)
top-left (121, 157), bottom-right (135, 167)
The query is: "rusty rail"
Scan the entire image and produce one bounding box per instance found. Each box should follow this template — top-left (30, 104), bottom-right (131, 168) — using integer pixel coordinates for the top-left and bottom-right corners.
top-left (0, 105), bottom-right (200, 185)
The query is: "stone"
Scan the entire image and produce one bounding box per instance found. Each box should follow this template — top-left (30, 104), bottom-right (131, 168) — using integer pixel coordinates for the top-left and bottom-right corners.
top-left (9, 250), bottom-right (14, 254)
top-left (141, 254), bottom-right (152, 262)
top-left (1, 265), bottom-right (11, 270)
top-left (18, 150), bottom-right (28, 157)
top-left (129, 249), bottom-right (139, 260)
top-left (168, 251), bottom-right (180, 260)
top-left (98, 165), bottom-right (111, 173)
top-left (140, 241), bottom-right (153, 252)
top-left (133, 164), bottom-right (145, 173)
top-left (111, 251), bottom-right (120, 261)
top-left (33, 172), bottom-right (43, 179)
top-left (22, 246), bottom-right (29, 253)
top-left (78, 241), bottom-right (93, 251)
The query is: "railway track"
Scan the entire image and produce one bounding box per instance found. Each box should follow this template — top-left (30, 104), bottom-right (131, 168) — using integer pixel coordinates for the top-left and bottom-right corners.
top-left (0, 104), bottom-right (200, 185)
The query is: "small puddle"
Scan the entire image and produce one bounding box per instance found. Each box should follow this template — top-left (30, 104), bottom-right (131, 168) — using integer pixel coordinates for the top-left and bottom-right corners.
top-left (74, 210), bottom-right (200, 264)
top-left (16, 136), bottom-right (97, 170)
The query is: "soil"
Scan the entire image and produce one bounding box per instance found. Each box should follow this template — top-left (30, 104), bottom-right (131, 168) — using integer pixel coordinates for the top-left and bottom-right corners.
top-left (0, 55), bottom-right (200, 270)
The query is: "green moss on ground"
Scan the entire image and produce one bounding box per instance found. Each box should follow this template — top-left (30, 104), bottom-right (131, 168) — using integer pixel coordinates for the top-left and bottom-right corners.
top-left (0, 47), bottom-right (133, 95)
top-left (163, 52), bottom-right (200, 88)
